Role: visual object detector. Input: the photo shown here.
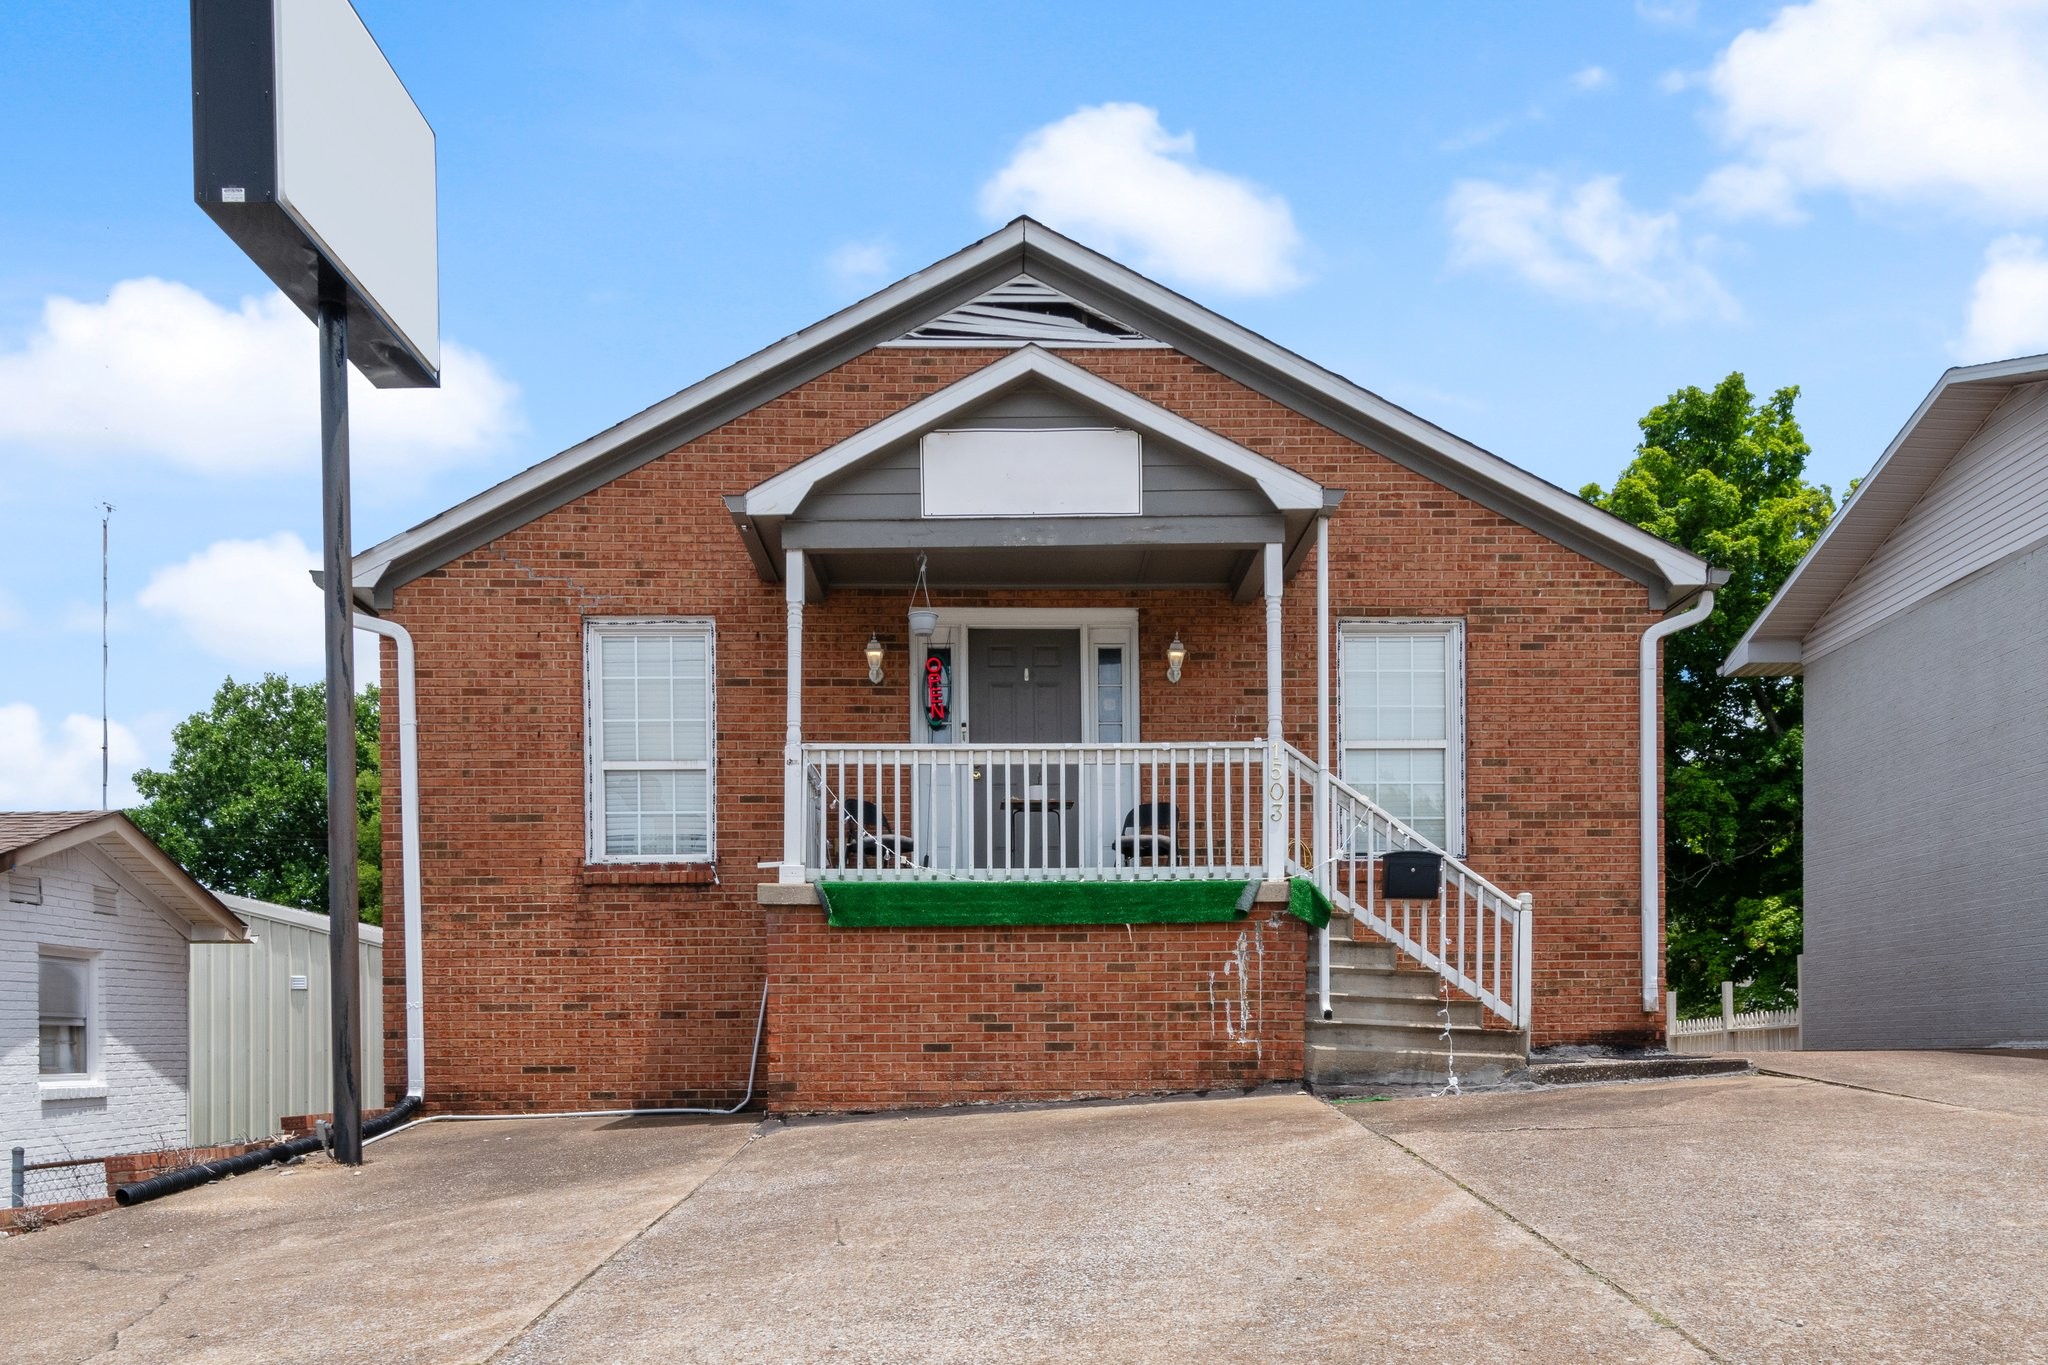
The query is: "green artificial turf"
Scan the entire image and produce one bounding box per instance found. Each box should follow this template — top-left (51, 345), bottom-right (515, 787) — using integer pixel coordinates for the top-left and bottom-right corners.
top-left (1287, 876), bottom-right (1333, 930)
top-left (816, 876), bottom-right (1334, 929)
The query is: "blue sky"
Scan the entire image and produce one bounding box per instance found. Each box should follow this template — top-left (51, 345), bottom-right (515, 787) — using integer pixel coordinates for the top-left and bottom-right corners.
top-left (5, 0), bottom-right (2048, 806)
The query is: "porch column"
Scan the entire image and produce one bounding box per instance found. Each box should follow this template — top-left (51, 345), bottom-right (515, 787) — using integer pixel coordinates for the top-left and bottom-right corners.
top-left (781, 549), bottom-right (805, 883)
top-left (1263, 540), bottom-right (1286, 881)
top-left (1314, 517), bottom-right (1332, 1018)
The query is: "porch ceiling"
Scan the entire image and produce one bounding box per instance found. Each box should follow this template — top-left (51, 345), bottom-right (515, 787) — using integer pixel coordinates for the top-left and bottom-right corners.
top-left (789, 544), bottom-right (1261, 591)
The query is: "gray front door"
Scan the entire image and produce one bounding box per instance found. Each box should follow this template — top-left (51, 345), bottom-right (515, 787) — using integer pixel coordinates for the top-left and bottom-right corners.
top-left (969, 630), bottom-right (1082, 868)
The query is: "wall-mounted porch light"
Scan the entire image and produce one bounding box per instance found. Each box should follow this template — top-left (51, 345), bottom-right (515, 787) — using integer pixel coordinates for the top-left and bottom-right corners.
top-left (865, 633), bottom-right (886, 685)
top-left (1166, 633), bottom-right (1187, 684)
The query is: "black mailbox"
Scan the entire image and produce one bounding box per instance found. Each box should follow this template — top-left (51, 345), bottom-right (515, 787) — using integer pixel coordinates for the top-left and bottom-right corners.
top-left (1383, 850), bottom-right (1443, 899)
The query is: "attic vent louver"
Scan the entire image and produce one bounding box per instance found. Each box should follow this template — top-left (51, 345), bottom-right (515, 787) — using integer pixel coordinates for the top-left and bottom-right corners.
top-left (93, 885), bottom-right (117, 916)
top-left (8, 872), bottom-right (42, 905)
top-left (893, 276), bottom-right (1151, 347)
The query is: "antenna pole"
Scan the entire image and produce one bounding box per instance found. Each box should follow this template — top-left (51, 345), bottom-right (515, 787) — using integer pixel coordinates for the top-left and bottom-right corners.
top-left (99, 502), bottom-right (114, 810)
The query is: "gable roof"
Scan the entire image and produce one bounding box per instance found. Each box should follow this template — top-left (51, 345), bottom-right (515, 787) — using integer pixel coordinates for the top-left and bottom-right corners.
top-left (739, 344), bottom-right (1325, 520)
top-left (350, 218), bottom-right (1714, 609)
top-left (1, 811), bottom-right (247, 941)
top-left (1724, 352), bottom-right (2048, 677)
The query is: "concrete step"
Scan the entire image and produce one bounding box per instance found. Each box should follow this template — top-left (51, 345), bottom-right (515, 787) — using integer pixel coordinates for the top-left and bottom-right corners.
top-left (1306, 1017), bottom-right (1524, 1056)
top-left (1307, 964), bottom-right (1462, 1003)
top-left (1306, 1043), bottom-right (1527, 1088)
top-left (1312, 993), bottom-right (1485, 1027)
top-left (1318, 938), bottom-right (1397, 971)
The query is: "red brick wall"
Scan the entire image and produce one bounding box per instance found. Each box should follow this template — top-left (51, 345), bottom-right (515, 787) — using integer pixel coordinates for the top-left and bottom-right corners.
top-left (766, 904), bottom-right (1307, 1112)
top-left (376, 345), bottom-right (1665, 1116)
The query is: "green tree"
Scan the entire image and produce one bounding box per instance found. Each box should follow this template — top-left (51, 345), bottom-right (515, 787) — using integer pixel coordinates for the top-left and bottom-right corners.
top-left (1582, 374), bottom-right (1835, 1012)
top-left (130, 675), bottom-right (382, 924)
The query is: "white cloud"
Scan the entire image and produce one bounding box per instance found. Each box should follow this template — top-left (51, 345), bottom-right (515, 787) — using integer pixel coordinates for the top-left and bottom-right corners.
top-left (1637, 0), bottom-right (1698, 24)
top-left (1961, 235), bottom-right (2048, 360)
top-left (1688, 163), bottom-right (1807, 225)
top-left (1571, 66), bottom-right (1614, 92)
top-left (1658, 69), bottom-right (1695, 95)
top-left (1445, 175), bottom-right (1738, 323)
top-left (825, 239), bottom-right (894, 291)
top-left (979, 103), bottom-right (1305, 295)
top-left (0, 279), bottom-right (521, 487)
top-left (1701, 0), bottom-right (2048, 220)
top-left (0, 704), bottom-right (146, 808)
top-left (137, 531), bottom-right (377, 675)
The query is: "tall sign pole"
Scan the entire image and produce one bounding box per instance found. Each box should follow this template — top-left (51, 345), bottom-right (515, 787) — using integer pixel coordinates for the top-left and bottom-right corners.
top-left (99, 502), bottom-right (114, 810)
top-left (318, 263), bottom-right (362, 1165)
top-left (193, 0), bottom-right (439, 1166)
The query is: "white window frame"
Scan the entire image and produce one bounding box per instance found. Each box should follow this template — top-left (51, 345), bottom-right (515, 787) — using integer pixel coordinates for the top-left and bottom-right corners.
top-left (583, 617), bottom-right (718, 865)
top-left (1338, 618), bottom-right (1467, 857)
top-left (37, 947), bottom-right (98, 1086)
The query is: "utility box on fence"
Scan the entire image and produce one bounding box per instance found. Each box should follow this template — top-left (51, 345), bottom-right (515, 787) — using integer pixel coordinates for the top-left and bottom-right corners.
top-left (1382, 851), bottom-right (1444, 900)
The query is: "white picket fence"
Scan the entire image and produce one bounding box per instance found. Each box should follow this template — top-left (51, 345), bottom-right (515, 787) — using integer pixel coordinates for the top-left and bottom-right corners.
top-left (1666, 981), bottom-right (1801, 1054)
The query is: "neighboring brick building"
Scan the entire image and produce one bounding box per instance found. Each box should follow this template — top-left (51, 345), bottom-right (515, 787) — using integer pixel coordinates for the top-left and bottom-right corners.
top-left (351, 220), bottom-right (1717, 1115)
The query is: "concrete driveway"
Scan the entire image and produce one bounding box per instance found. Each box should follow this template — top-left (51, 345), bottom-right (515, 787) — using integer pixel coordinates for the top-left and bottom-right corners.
top-left (2, 1051), bottom-right (2042, 1363)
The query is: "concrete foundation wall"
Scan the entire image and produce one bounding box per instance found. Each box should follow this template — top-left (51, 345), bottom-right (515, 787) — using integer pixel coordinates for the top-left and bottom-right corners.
top-left (1804, 540), bottom-right (2048, 1048)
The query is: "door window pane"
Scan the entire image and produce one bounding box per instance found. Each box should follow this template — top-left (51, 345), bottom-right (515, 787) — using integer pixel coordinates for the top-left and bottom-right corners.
top-left (1095, 647), bottom-right (1124, 743)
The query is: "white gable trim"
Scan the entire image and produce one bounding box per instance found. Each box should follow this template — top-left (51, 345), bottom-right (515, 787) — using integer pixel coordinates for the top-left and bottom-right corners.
top-left (742, 345), bottom-right (1325, 519)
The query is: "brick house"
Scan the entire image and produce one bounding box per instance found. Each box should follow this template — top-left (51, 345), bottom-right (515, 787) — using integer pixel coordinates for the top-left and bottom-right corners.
top-left (349, 220), bottom-right (1717, 1115)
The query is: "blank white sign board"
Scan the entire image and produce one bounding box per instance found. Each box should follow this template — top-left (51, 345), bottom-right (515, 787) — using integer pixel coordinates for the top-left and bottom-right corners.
top-left (921, 428), bottom-right (1143, 518)
top-left (274, 0), bottom-right (439, 378)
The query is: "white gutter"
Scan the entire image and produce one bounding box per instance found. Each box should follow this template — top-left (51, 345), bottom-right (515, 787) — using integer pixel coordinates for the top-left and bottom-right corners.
top-left (354, 613), bottom-right (424, 1100)
top-left (1638, 590), bottom-right (1714, 1014)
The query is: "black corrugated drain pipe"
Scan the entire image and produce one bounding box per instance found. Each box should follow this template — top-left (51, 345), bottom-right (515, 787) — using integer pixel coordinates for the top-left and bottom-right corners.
top-left (114, 1094), bottom-right (424, 1206)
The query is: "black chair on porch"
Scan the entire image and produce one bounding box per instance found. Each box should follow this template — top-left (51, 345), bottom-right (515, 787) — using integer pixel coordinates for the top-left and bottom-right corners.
top-left (839, 800), bottom-right (917, 870)
top-left (1114, 803), bottom-right (1177, 867)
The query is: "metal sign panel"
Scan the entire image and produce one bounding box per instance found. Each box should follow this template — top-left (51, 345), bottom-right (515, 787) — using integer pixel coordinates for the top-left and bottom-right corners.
top-left (921, 428), bottom-right (1142, 518)
top-left (192, 0), bottom-right (439, 387)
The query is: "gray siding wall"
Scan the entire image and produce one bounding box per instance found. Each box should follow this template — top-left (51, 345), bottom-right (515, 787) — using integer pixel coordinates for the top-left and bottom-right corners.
top-left (1808, 381), bottom-right (2048, 659)
top-left (799, 384), bottom-right (1269, 523)
top-left (1804, 539), bottom-right (2048, 1048)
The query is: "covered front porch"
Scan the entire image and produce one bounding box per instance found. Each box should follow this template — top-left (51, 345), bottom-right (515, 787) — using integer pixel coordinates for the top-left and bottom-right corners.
top-left (727, 344), bottom-right (1533, 1033)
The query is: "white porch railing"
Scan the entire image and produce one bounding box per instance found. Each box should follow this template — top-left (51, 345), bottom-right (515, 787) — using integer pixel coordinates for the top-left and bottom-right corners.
top-left (803, 742), bottom-right (1266, 881)
top-left (798, 738), bottom-right (1532, 1032)
top-left (1276, 743), bottom-right (1532, 1030)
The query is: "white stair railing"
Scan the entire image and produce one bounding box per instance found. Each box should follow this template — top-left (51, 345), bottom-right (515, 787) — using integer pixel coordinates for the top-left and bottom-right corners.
top-left (1278, 743), bottom-right (1532, 1031)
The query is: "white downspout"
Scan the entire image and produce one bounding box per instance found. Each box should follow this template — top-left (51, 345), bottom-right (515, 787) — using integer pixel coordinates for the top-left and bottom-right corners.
top-left (353, 613), bottom-right (424, 1100)
top-left (1638, 589), bottom-right (1715, 1014)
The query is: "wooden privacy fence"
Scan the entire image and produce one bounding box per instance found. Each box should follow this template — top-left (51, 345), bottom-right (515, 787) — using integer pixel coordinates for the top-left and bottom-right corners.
top-left (1666, 981), bottom-right (1801, 1053)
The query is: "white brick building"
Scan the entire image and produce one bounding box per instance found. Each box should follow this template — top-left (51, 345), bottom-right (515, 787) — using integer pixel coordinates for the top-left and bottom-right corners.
top-left (3, 813), bottom-right (245, 1190)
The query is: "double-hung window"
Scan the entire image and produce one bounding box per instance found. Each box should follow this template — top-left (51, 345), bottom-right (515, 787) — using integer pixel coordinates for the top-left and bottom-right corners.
top-left (1339, 620), bottom-right (1465, 854)
top-left (39, 951), bottom-right (93, 1077)
top-left (586, 619), bottom-right (716, 863)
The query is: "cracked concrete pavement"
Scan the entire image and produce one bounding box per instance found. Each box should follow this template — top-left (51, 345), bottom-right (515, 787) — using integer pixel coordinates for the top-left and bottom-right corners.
top-left (2, 1051), bottom-right (2042, 1362)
